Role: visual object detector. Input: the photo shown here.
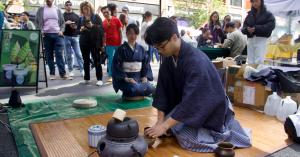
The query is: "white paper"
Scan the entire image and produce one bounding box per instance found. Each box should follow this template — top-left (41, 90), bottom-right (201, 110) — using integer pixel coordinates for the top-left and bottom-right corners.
top-left (243, 86), bottom-right (255, 105)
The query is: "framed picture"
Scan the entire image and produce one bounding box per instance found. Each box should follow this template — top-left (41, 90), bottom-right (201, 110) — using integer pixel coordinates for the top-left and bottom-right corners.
top-left (0, 29), bottom-right (40, 87)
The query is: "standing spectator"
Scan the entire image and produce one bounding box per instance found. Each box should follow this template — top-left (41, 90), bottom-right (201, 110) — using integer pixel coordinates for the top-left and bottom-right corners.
top-left (107, 3), bottom-right (117, 17)
top-left (20, 12), bottom-right (36, 30)
top-left (121, 6), bottom-right (138, 26)
top-left (221, 15), bottom-right (231, 43)
top-left (36, 0), bottom-right (67, 80)
top-left (141, 11), bottom-right (159, 63)
top-left (242, 0), bottom-right (275, 64)
top-left (101, 6), bottom-right (122, 82)
top-left (219, 22), bottom-right (247, 57)
top-left (119, 13), bottom-right (128, 44)
top-left (79, 1), bottom-right (104, 86)
top-left (222, 15), bottom-right (231, 31)
top-left (205, 11), bottom-right (223, 44)
top-left (63, 1), bottom-right (84, 77)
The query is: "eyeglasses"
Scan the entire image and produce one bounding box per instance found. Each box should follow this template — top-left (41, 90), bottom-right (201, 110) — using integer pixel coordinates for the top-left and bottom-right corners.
top-left (65, 4), bottom-right (72, 6)
top-left (153, 39), bottom-right (170, 50)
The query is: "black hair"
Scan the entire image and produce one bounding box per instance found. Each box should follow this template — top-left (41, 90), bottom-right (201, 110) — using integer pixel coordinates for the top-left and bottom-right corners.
top-left (142, 11), bottom-right (152, 22)
top-left (126, 24), bottom-right (139, 35)
top-left (65, 1), bottom-right (72, 5)
top-left (225, 22), bottom-right (236, 28)
top-left (101, 6), bottom-right (108, 12)
top-left (107, 3), bottom-right (117, 16)
top-left (250, 0), bottom-right (267, 13)
top-left (145, 17), bottom-right (179, 45)
top-left (22, 11), bottom-right (29, 17)
top-left (180, 29), bottom-right (186, 37)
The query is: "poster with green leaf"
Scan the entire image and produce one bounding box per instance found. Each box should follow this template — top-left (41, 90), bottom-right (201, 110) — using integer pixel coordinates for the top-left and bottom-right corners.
top-left (0, 30), bottom-right (40, 86)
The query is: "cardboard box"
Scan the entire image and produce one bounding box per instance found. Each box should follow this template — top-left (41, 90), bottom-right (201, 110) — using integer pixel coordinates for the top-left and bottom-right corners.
top-left (226, 65), bottom-right (241, 101)
top-left (212, 57), bottom-right (236, 69)
top-left (234, 79), bottom-right (272, 111)
top-left (212, 60), bottom-right (223, 69)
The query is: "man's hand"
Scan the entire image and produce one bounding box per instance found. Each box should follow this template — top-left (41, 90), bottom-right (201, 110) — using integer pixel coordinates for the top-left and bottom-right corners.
top-left (141, 77), bottom-right (147, 83)
top-left (58, 31), bottom-right (63, 36)
top-left (144, 123), bottom-right (169, 138)
top-left (80, 26), bottom-right (86, 32)
top-left (125, 77), bottom-right (137, 84)
top-left (247, 27), bottom-right (255, 34)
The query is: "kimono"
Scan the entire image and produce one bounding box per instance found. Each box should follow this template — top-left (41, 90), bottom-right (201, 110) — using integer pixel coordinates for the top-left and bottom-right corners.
top-left (112, 42), bottom-right (154, 97)
top-left (153, 40), bottom-right (251, 152)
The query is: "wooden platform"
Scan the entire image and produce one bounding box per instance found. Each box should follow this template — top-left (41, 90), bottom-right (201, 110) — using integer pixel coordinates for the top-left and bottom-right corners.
top-left (30, 107), bottom-right (292, 157)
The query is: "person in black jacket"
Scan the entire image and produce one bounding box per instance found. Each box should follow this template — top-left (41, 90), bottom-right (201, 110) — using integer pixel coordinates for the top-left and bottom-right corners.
top-left (242, 0), bottom-right (275, 64)
top-left (79, 1), bottom-right (105, 86)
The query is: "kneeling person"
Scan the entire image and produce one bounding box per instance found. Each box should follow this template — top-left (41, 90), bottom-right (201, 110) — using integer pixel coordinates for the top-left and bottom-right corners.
top-left (112, 24), bottom-right (154, 98)
top-left (144, 18), bottom-right (251, 152)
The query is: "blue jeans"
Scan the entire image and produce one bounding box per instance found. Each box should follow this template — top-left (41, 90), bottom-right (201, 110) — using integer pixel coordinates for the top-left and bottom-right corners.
top-left (106, 46), bottom-right (118, 77)
top-left (64, 36), bottom-right (84, 72)
top-left (149, 46), bottom-right (160, 62)
top-left (43, 33), bottom-right (66, 76)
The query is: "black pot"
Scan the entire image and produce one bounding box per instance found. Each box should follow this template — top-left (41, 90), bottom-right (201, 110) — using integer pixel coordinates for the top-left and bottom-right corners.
top-left (214, 142), bottom-right (235, 157)
top-left (97, 135), bottom-right (148, 157)
top-left (106, 117), bottom-right (139, 141)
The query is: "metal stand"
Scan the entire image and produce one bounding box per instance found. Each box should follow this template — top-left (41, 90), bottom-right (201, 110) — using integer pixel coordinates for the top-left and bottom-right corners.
top-left (37, 35), bottom-right (48, 93)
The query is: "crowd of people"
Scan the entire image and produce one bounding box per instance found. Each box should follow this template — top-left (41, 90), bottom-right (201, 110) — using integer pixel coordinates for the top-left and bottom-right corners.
top-left (181, 0), bottom-right (275, 65)
top-left (0, 0), bottom-right (162, 87)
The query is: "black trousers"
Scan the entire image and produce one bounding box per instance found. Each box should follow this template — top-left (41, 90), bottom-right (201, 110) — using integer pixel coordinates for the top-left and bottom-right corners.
top-left (80, 45), bottom-right (103, 81)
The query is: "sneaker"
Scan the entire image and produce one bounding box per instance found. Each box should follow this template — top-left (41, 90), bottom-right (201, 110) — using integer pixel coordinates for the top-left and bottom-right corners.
top-left (80, 71), bottom-right (84, 77)
top-left (84, 80), bottom-right (90, 84)
top-left (61, 74), bottom-right (69, 80)
top-left (50, 75), bottom-right (56, 80)
top-left (69, 71), bottom-right (74, 77)
top-left (96, 80), bottom-right (103, 86)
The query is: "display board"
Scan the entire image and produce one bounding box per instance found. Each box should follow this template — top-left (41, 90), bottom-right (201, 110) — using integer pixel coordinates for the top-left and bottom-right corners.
top-left (0, 29), bottom-right (40, 87)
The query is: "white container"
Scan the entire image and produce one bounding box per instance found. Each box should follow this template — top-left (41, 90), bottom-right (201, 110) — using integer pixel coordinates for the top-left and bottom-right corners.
top-left (264, 92), bottom-right (282, 116)
top-left (276, 96), bottom-right (298, 122)
top-left (88, 125), bottom-right (106, 148)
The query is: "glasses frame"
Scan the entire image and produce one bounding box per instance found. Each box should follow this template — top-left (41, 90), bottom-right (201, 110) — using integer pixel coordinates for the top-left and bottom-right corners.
top-left (154, 38), bottom-right (171, 50)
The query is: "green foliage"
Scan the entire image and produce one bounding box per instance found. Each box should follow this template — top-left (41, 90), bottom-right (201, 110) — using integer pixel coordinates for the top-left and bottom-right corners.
top-left (174, 0), bottom-right (227, 28)
top-left (0, 1), bottom-right (5, 11)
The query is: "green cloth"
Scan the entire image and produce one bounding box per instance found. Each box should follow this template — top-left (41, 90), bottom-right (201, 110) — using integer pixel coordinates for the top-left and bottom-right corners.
top-left (199, 48), bottom-right (230, 60)
top-left (8, 94), bottom-right (152, 157)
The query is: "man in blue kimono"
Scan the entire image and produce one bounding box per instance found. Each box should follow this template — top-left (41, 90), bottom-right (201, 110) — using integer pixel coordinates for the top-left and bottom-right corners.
top-left (112, 24), bottom-right (154, 99)
top-left (144, 18), bottom-right (251, 152)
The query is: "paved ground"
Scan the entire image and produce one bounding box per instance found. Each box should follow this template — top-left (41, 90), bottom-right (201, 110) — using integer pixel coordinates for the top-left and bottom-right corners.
top-left (0, 63), bottom-right (159, 103)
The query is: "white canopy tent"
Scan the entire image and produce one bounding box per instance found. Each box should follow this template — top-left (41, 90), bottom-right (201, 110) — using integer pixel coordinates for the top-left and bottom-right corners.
top-left (264, 0), bottom-right (300, 39)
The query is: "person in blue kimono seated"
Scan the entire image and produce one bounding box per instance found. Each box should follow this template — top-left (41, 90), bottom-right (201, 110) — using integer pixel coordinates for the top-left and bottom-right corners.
top-left (144, 17), bottom-right (252, 152)
top-left (112, 24), bottom-right (154, 100)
